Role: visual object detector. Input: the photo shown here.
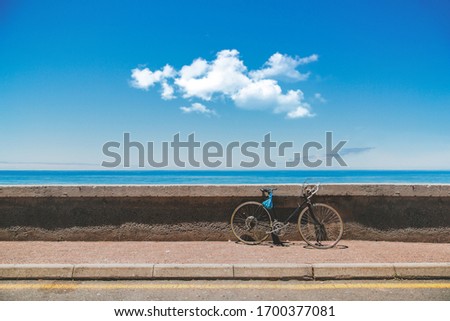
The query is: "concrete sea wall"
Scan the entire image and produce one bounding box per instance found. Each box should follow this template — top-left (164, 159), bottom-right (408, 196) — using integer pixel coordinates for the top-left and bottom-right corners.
top-left (1, 185), bottom-right (449, 242)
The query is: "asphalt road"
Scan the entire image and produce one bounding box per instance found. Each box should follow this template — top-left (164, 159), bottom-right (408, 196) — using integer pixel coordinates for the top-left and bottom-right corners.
top-left (0, 280), bottom-right (449, 301)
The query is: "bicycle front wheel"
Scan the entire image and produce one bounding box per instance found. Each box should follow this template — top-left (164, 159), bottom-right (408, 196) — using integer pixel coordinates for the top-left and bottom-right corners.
top-left (231, 201), bottom-right (272, 245)
top-left (298, 203), bottom-right (343, 249)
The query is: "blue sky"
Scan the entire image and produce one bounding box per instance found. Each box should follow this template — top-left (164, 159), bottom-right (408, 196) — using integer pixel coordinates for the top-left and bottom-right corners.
top-left (1, 0), bottom-right (450, 169)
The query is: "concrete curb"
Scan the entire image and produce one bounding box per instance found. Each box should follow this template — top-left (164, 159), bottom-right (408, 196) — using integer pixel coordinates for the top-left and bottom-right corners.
top-left (233, 264), bottom-right (313, 279)
top-left (73, 264), bottom-right (154, 279)
top-left (154, 264), bottom-right (233, 279)
top-left (313, 263), bottom-right (396, 279)
top-left (394, 263), bottom-right (450, 279)
top-left (0, 264), bottom-right (74, 279)
top-left (0, 263), bottom-right (449, 280)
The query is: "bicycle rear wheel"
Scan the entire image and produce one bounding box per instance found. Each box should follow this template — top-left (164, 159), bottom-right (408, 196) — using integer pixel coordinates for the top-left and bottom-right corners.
top-left (298, 203), bottom-right (343, 249)
top-left (231, 201), bottom-right (272, 245)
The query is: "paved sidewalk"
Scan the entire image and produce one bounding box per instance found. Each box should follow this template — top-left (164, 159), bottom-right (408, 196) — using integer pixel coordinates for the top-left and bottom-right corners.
top-left (0, 241), bottom-right (449, 280)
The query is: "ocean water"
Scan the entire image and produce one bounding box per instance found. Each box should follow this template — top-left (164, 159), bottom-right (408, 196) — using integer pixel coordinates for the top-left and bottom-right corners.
top-left (1, 170), bottom-right (450, 185)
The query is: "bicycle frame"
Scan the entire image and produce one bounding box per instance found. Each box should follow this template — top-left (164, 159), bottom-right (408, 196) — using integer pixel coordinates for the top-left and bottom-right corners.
top-left (263, 190), bottom-right (320, 227)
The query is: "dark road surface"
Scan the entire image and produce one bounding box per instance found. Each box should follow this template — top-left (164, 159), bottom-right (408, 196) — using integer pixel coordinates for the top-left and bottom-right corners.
top-left (1, 280), bottom-right (449, 301)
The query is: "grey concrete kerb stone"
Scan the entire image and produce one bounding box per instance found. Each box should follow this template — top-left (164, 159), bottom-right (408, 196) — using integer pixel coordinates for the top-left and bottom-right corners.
top-left (153, 264), bottom-right (233, 279)
top-left (1, 263), bottom-right (449, 280)
top-left (394, 263), bottom-right (450, 279)
top-left (313, 263), bottom-right (396, 279)
top-left (233, 264), bottom-right (312, 279)
top-left (0, 264), bottom-right (74, 279)
top-left (73, 264), bottom-right (154, 279)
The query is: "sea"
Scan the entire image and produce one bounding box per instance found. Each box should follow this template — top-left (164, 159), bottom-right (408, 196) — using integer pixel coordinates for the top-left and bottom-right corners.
top-left (0, 170), bottom-right (450, 185)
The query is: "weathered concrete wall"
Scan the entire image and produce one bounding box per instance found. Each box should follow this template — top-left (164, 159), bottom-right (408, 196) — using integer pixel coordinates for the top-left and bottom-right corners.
top-left (0, 185), bottom-right (449, 242)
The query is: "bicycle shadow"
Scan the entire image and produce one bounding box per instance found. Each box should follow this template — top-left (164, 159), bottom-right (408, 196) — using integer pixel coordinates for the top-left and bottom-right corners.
top-left (302, 244), bottom-right (349, 250)
top-left (234, 241), bottom-right (349, 249)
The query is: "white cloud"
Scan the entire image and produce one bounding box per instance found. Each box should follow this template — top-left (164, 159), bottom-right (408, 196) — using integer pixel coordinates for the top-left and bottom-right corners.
top-left (130, 64), bottom-right (176, 90)
top-left (180, 102), bottom-right (216, 115)
top-left (178, 58), bottom-right (209, 80)
top-left (297, 54), bottom-right (319, 65)
top-left (249, 53), bottom-right (318, 81)
top-left (232, 79), bottom-right (282, 110)
top-left (231, 80), bottom-right (311, 118)
top-left (130, 68), bottom-right (157, 90)
top-left (175, 49), bottom-right (250, 100)
top-left (286, 106), bottom-right (311, 119)
top-left (130, 49), bottom-right (318, 118)
top-left (314, 92), bottom-right (327, 103)
top-left (161, 82), bottom-right (175, 100)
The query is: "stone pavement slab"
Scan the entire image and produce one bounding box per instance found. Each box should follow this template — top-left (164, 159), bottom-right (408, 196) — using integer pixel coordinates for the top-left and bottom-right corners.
top-left (0, 241), bottom-right (449, 280)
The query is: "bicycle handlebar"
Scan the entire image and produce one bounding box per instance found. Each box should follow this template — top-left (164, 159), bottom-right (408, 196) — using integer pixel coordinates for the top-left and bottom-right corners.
top-left (259, 185), bottom-right (319, 198)
top-left (303, 183), bottom-right (320, 198)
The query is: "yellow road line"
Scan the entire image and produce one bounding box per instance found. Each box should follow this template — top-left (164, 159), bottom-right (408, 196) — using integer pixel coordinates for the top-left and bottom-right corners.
top-left (0, 282), bottom-right (449, 291)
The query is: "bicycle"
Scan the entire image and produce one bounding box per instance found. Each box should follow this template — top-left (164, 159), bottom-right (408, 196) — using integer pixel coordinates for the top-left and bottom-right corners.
top-left (230, 184), bottom-right (344, 249)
